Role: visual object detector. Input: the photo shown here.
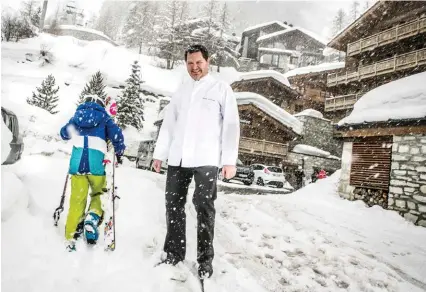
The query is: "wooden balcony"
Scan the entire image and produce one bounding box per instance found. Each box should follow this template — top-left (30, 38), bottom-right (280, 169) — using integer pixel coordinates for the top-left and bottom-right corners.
top-left (327, 48), bottom-right (426, 86)
top-left (347, 16), bottom-right (426, 57)
top-left (239, 137), bottom-right (288, 158)
top-left (324, 93), bottom-right (363, 112)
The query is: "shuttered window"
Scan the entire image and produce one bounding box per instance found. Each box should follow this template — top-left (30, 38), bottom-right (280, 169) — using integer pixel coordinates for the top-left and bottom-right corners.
top-left (350, 137), bottom-right (392, 191)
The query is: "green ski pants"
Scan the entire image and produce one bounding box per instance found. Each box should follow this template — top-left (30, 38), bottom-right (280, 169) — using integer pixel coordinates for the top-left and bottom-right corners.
top-left (65, 174), bottom-right (106, 240)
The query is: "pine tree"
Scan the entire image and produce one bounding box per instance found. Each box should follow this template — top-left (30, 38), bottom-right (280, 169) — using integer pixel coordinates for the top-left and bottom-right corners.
top-left (27, 74), bottom-right (60, 114)
top-left (78, 71), bottom-right (107, 105)
top-left (156, 0), bottom-right (188, 69)
top-left (122, 2), bottom-right (154, 54)
top-left (332, 8), bottom-right (348, 36)
top-left (116, 61), bottom-right (144, 130)
top-left (350, 0), bottom-right (360, 21)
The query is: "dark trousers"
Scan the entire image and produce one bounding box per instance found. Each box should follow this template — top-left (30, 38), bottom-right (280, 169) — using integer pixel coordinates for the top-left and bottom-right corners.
top-left (163, 164), bottom-right (218, 266)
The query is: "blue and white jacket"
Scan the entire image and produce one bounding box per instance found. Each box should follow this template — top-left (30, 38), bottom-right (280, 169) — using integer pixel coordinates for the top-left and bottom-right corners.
top-left (60, 102), bottom-right (126, 176)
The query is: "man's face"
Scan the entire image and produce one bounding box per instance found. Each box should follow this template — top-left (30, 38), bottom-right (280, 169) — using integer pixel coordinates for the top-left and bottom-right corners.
top-left (186, 52), bottom-right (209, 81)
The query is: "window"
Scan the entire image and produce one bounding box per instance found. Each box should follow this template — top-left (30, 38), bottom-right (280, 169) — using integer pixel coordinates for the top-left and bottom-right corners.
top-left (267, 166), bottom-right (283, 173)
top-left (272, 55), bottom-right (279, 66)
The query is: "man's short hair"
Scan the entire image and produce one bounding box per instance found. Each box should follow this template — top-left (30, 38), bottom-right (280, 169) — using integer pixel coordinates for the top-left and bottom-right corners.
top-left (184, 44), bottom-right (209, 61)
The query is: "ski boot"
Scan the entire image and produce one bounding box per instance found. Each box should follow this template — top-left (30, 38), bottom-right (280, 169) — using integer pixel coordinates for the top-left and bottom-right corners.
top-left (65, 240), bottom-right (76, 252)
top-left (84, 212), bottom-right (101, 245)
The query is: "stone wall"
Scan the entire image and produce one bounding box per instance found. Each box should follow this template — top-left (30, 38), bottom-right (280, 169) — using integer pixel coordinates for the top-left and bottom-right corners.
top-left (293, 115), bottom-right (343, 156)
top-left (388, 134), bottom-right (426, 227)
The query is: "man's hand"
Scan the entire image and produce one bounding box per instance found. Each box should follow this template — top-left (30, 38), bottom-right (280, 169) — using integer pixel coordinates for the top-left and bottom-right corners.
top-left (222, 165), bottom-right (236, 179)
top-left (152, 159), bottom-right (162, 173)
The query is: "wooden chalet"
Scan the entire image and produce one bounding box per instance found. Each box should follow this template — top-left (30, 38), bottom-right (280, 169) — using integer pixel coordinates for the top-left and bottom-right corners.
top-left (231, 72), bottom-right (303, 114)
top-left (284, 62), bottom-right (345, 115)
top-left (235, 92), bottom-right (302, 166)
top-left (325, 1), bottom-right (426, 122)
top-left (238, 21), bottom-right (327, 72)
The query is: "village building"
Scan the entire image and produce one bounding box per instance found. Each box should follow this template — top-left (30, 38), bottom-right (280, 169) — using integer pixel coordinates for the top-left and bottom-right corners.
top-left (336, 71), bottom-right (426, 227)
top-left (231, 70), bottom-right (304, 114)
top-left (237, 21), bottom-right (328, 73)
top-left (283, 62), bottom-right (345, 115)
top-left (324, 1), bottom-right (426, 122)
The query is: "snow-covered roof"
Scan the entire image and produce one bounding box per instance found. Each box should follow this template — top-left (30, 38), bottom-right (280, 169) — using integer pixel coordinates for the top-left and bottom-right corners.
top-left (294, 109), bottom-right (324, 119)
top-left (243, 21), bottom-right (290, 33)
top-left (235, 92), bottom-right (303, 135)
top-left (292, 144), bottom-right (340, 160)
top-left (284, 62), bottom-right (345, 78)
top-left (256, 26), bottom-right (328, 45)
top-left (258, 47), bottom-right (300, 57)
top-left (236, 70), bottom-right (291, 87)
top-left (338, 71), bottom-right (426, 126)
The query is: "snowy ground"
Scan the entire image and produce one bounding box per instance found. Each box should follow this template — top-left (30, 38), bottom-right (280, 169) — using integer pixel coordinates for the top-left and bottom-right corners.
top-left (3, 155), bottom-right (426, 292)
top-left (2, 35), bottom-right (426, 292)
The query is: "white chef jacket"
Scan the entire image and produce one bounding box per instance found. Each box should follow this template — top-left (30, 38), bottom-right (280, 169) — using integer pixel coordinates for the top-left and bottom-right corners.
top-left (153, 74), bottom-right (240, 168)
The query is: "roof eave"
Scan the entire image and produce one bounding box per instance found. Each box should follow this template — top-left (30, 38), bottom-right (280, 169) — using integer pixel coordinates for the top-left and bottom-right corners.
top-left (336, 118), bottom-right (426, 131)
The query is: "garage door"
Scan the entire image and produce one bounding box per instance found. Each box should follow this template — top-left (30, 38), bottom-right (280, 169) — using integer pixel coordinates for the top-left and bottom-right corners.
top-left (350, 137), bottom-right (392, 191)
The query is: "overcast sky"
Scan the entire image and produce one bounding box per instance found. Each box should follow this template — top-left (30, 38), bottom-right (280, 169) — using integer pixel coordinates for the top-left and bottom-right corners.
top-left (3, 0), bottom-right (368, 41)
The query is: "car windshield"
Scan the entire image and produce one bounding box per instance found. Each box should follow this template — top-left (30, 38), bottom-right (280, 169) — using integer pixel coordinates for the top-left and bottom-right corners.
top-left (267, 166), bottom-right (282, 173)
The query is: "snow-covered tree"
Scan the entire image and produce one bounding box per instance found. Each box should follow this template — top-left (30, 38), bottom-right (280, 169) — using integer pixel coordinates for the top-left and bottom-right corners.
top-left (27, 74), bottom-right (60, 114)
top-left (332, 8), bottom-right (348, 36)
top-left (78, 71), bottom-right (107, 105)
top-left (209, 2), bottom-right (238, 72)
top-left (122, 2), bottom-right (155, 54)
top-left (350, 1), bottom-right (360, 21)
top-left (188, 1), bottom-right (238, 71)
top-left (116, 61), bottom-right (144, 130)
top-left (156, 0), bottom-right (189, 69)
top-left (96, 1), bottom-right (130, 40)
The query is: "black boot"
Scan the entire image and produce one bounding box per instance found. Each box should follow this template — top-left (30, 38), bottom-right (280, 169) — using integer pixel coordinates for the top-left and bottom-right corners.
top-left (198, 262), bottom-right (213, 279)
top-left (73, 220), bottom-right (84, 240)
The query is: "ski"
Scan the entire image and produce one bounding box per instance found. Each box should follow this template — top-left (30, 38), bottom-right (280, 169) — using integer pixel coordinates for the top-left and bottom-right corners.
top-left (103, 96), bottom-right (119, 251)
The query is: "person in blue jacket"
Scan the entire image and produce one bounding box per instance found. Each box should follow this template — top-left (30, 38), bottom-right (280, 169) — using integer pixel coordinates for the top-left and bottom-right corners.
top-left (60, 95), bottom-right (125, 251)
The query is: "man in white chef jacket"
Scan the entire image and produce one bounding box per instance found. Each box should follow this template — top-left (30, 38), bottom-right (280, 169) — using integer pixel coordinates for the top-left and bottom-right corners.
top-left (152, 44), bottom-right (240, 279)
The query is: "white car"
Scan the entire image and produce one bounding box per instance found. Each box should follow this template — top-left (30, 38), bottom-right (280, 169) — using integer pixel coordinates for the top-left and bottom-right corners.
top-left (251, 164), bottom-right (288, 188)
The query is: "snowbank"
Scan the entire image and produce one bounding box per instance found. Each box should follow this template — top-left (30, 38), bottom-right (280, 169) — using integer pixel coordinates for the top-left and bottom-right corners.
top-left (243, 21), bottom-right (290, 33)
top-left (294, 108), bottom-right (324, 119)
top-left (257, 26), bottom-right (328, 45)
top-left (1, 169), bottom-right (29, 221)
top-left (292, 144), bottom-right (341, 160)
top-left (2, 119), bottom-right (13, 163)
top-left (235, 92), bottom-right (303, 134)
top-left (236, 70), bottom-right (291, 87)
top-left (284, 62), bottom-right (345, 78)
top-left (338, 71), bottom-right (426, 125)
top-left (258, 47), bottom-right (300, 57)
top-left (55, 25), bottom-right (114, 42)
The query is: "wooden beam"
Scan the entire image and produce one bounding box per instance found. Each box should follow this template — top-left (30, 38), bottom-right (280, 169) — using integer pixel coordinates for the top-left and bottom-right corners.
top-left (336, 126), bottom-right (426, 138)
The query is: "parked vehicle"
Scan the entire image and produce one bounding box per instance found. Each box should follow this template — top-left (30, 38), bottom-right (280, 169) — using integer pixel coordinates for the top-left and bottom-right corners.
top-left (251, 164), bottom-right (289, 188)
top-left (135, 139), bottom-right (167, 174)
top-left (2, 107), bottom-right (24, 165)
top-left (219, 159), bottom-right (254, 185)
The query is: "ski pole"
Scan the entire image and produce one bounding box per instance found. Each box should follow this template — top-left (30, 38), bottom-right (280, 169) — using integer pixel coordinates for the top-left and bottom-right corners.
top-left (53, 172), bottom-right (70, 226)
